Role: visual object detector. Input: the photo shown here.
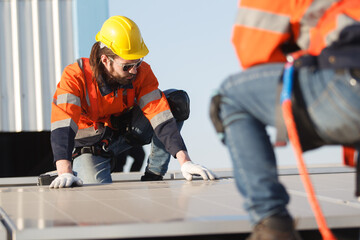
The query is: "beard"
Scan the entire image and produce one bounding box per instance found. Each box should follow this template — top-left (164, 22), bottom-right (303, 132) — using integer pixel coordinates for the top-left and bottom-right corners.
top-left (105, 65), bottom-right (137, 89)
top-left (110, 74), bottom-right (136, 86)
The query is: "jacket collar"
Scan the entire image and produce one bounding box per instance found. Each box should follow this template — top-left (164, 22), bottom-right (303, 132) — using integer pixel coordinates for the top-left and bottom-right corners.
top-left (97, 75), bottom-right (133, 97)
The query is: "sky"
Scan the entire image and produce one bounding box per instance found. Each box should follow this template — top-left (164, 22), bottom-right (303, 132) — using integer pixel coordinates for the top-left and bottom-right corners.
top-left (107, 0), bottom-right (342, 172)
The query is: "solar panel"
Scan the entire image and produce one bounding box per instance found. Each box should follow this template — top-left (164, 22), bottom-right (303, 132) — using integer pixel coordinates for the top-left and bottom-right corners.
top-left (0, 166), bottom-right (358, 239)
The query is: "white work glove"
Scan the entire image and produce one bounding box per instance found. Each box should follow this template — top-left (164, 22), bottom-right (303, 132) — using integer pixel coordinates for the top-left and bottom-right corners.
top-left (181, 161), bottom-right (217, 181)
top-left (49, 173), bottom-right (83, 189)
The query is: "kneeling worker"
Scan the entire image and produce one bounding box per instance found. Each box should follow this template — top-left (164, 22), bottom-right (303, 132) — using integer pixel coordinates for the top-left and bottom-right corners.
top-left (50, 16), bottom-right (215, 188)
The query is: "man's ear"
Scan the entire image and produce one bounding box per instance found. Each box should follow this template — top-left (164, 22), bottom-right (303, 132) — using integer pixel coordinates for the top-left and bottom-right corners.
top-left (100, 55), bottom-right (111, 68)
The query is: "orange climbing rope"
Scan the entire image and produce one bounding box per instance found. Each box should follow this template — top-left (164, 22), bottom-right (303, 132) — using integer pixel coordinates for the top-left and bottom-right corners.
top-left (281, 61), bottom-right (337, 240)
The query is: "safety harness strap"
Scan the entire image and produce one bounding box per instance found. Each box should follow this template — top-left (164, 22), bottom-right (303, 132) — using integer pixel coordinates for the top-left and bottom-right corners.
top-left (275, 53), bottom-right (327, 151)
top-left (290, 75), bottom-right (326, 152)
top-left (72, 146), bottom-right (113, 159)
top-left (281, 60), bottom-right (337, 240)
top-left (357, 156), bottom-right (360, 199)
top-left (343, 146), bottom-right (356, 167)
top-left (274, 79), bottom-right (287, 146)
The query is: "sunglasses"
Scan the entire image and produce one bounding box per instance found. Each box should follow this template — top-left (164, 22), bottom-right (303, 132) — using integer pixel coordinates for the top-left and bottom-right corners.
top-left (108, 57), bottom-right (143, 72)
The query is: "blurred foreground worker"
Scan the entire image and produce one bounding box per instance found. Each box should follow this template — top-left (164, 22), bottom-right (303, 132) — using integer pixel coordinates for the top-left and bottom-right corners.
top-left (210, 0), bottom-right (360, 239)
top-left (113, 146), bottom-right (145, 172)
top-left (50, 16), bottom-right (216, 188)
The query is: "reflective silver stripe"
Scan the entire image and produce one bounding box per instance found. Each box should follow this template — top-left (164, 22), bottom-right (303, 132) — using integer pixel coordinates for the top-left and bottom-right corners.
top-left (54, 93), bottom-right (81, 106)
top-left (139, 89), bottom-right (162, 109)
top-left (85, 90), bottom-right (90, 106)
top-left (235, 7), bottom-right (290, 33)
top-left (51, 118), bottom-right (78, 133)
top-left (150, 110), bottom-right (174, 129)
top-left (325, 14), bottom-right (360, 46)
top-left (75, 124), bottom-right (105, 139)
top-left (297, 0), bottom-right (338, 49)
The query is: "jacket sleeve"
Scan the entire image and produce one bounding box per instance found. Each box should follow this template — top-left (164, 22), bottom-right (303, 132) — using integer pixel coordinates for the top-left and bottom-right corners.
top-left (135, 63), bottom-right (187, 157)
top-left (232, 0), bottom-right (293, 69)
top-left (51, 63), bottom-right (83, 162)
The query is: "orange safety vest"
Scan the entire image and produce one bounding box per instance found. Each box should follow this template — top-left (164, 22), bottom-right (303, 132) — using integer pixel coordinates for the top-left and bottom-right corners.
top-left (51, 58), bottom-right (185, 161)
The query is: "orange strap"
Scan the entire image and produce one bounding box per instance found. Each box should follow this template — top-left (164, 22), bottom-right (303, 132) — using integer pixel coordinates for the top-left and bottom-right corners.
top-left (282, 100), bottom-right (337, 240)
top-left (343, 146), bottom-right (356, 167)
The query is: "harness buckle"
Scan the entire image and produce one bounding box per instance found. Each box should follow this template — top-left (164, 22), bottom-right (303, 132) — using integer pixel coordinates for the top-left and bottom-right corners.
top-left (101, 139), bottom-right (110, 152)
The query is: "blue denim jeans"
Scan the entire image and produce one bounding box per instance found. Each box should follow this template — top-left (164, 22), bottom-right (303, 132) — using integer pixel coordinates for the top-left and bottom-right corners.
top-left (218, 63), bottom-right (360, 225)
top-left (73, 113), bottom-right (184, 184)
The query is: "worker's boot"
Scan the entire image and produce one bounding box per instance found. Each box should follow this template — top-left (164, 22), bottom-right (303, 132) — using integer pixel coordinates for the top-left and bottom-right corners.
top-left (247, 214), bottom-right (302, 240)
top-left (140, 171), bottom-right (163, 181)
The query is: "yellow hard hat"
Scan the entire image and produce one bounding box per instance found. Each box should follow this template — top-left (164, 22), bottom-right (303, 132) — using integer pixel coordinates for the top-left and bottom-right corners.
top-left (95, 16), bottom-right (149, 60)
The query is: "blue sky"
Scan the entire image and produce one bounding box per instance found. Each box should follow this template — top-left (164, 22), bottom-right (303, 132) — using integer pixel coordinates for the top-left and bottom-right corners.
top-left (108, 0), bottom-right (342, 172)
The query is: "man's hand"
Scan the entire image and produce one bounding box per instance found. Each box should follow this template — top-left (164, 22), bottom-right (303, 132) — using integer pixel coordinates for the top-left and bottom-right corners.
top-left (181, 161), bottom-right (217, 181)
top-left (49, 173), bottom-right (83, 188)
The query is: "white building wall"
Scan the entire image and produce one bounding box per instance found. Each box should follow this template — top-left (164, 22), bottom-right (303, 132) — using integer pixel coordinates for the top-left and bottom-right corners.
top-left (0, 0), bottom-right (108, 132)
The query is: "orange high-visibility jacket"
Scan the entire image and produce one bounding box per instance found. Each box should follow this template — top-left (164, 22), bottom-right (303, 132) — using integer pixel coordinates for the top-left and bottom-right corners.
top-left (232, 0), bottom-right (360, 164)
top-left (51, 58), bottom-right (186, 162)
top-left (232, 0), bottom-right (360, 69)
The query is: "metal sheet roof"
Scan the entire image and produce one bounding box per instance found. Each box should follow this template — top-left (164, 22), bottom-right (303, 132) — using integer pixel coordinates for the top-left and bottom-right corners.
top-left (0, 0), bottom-right (75, 132)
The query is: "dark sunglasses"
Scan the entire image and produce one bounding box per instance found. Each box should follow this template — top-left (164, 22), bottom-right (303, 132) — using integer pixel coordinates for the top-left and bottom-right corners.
top-left (108, 57), bottom-right (143, 72)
